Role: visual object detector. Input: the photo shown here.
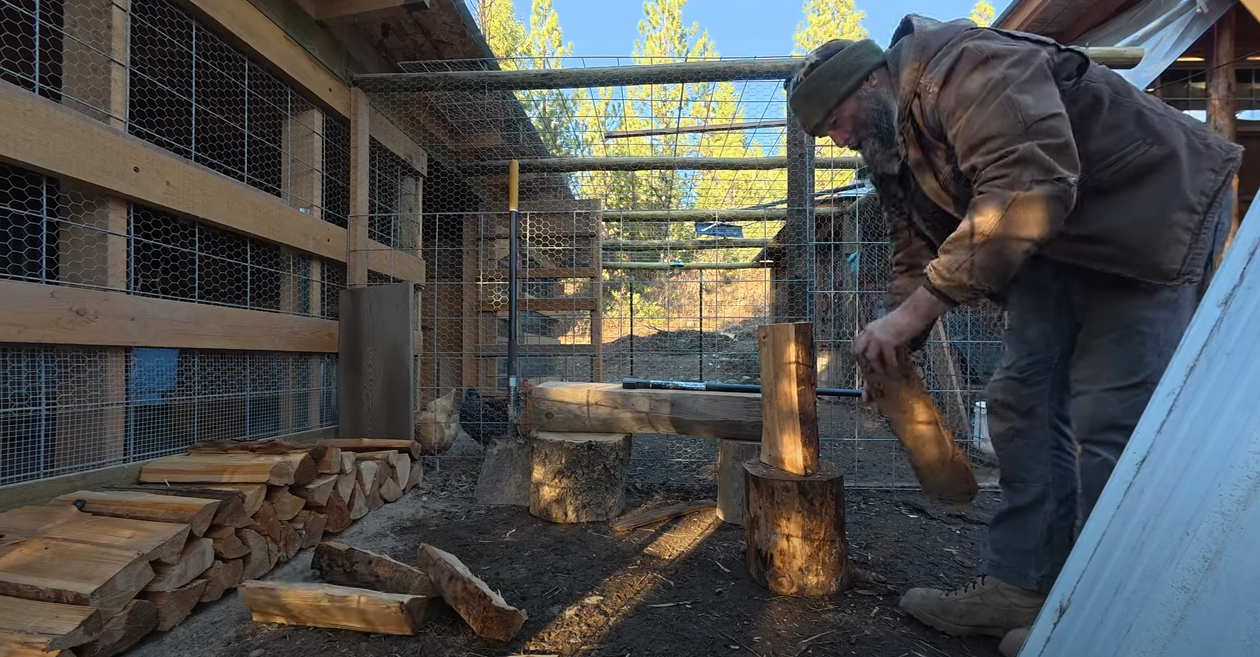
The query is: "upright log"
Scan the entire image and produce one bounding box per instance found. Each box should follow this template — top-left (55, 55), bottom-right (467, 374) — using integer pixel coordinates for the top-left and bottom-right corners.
top-left (529, 432), bottom-right (631, 523)
top-left (744, 460), bottom-right (850, 597)
top-left (757, 322), bottom-right (819, 475)
top-left (716, 440), bottom-right (760, 526)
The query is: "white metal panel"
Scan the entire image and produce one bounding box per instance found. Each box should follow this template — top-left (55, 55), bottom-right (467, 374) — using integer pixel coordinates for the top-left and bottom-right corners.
top-left (1074, 0), bottom-right (1233, 89)
top-left (1021, 202), bottom-right (1260, 655)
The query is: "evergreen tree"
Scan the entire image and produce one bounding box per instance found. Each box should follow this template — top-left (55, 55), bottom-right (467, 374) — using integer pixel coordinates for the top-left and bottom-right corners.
top-left (970, 0), bottom-right (996, 27)
top-left (792, 0), bottom-right (867, 55)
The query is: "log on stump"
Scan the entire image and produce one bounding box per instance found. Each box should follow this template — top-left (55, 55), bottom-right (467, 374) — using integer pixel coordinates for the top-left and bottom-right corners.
top-left (309, 491), bottom-right (351, 534)
top-left (48, 491), bottom-right (219, 537)
top-left (0, 597), bottom-right (101, 651)
top-left (0, 506), bottom-right (189, 565)
top-left (311, 541), bottom-right (437, 597)
top-left (199, 559), bottom-right (243, 603)
top-left (529, 432), bottom-right (631, 524)
top-left (236, 530), bottom-right (272, 580)
top-left (416, 544), bottom-right (526, 642)
top-left (144, 538), bottom-right (213, 592)
top-left (743, 459), bottom-right (850, 597)
top-left (292, 474), bottom-right (338, 507)
top-left (266, 487), bottom-right (305, 521)
top-left (757, 322), bottom-right (819, 476)
top-left (72, 599), bottom-right (156, 657)
top-left (861, 355), bottom-right (978, 506)
top-left (204, 525), bottom-right (250, 560)
top-left (0, 539), bottom-right (153, 618)
top-left (475, 437), bottom-right (532, 507)
top-left (142, 579), bottom-right (208, 631)
top-left (239, 581), bottom-right (428, 636)
top-left (716, 440), bottom-right (760, 526)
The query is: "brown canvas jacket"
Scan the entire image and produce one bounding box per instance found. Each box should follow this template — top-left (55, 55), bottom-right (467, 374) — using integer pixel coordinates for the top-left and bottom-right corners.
top-left (877, 14), bottom-right (1243, 306)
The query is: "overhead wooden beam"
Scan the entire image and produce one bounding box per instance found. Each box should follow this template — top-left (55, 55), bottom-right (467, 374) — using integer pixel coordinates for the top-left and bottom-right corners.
top-left (300, 0), bottom-right (431, 22)
top-left (603, 238), bottom-right (768, 251)
top-left (604, 119), bottom-right (786, 139)
top-left (355, 47), bottom-right (1142, 92)
top-left (0, 80), bottom-right (424, 283)
top-left (470, 156), bottom-right (860, 173)
top-left (370, 106), bottom-right (428, 176)
top-left (601, 207), bottom-right (846, 222)
top-left (602, 261), bottom-right (770, 270)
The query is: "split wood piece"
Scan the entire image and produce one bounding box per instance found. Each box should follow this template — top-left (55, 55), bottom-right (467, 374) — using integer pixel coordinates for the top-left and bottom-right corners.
top-left (379, 477), bottom-right (403, 503)
top-left (0, 597), bottom-right (101, 651)
top-left (308, 491), bottom-right (351, 534)
top-left (405, 460), bottom-right (423, 493)
top-left (524, 381), bottom-right (762, 440)
top-left (204, 526), bottom-right (250, 560)
top-left (198, 559), bottom-right (243, 603)
top-left (104, 486), bottom-right (252, 528)
top-left (716, 440), bottom-right (760, 526)
top-left (200, 484), bottom-right (267, 516)
top-left (235, 530), bottom-right (272, 580)
top-left (239, 581), bottom-right (429, 636)
top-left (0, 643), bottom-right (72, 657)
top-left (189, 440), bottom-right (324, 459)
top-left (529, 432), bottom-right (631, 524)
top-left (757, 322), bottom-right (819, 476)
top-left (263, 538), bottom-right (280, 572)
top-left (474, 437), bottom-right (531, 507)
top-left (291, 511), bottom-right (327, 549)
top-left (0, 506), bottom-right (189, 565)
top-left (48, 491), bottom-right (219, 538)
top-left (338, 452), bottom-right (356, 476)
top-left (292, 474), bottom-right (338, 507)
top-left (277, 522), bottom-right (301, 560)
top-left (314, 447), bottom-right (344, 474)
top-left (138, 453), bottom-right (316, 486)
top-left (144, 538), bottom-right (213, 592)
top-left (346, 484), bottom-right (370, 521)
top-left (416, 544), bottom-right (526, 642)
top-left (334, 472), bottom-right (357, 502)
top-left (0, 539), bottom-right (153, 618)
top-left (744, 459), bottom-right (850, 597)
top-left (311, 542), bottom-right (437, 597)
top-left (141, 579), bottom-right (207, 631)
top-left (317, 438), bottom-right (421, 460)
top-left (265, 487), bottom-right (305, 521)
top-left (610, 500), bottom-right (716, 533)
top-left (353, 451), bottom-right (409, 489)
top-left (72, 599), bottom-right (156, 657)
top-left (355, 461), bottom-right (385, 511)
top-left (249, 503), bottom-right (284, 547)
top-left (861, 355), bottom-right (978, 506)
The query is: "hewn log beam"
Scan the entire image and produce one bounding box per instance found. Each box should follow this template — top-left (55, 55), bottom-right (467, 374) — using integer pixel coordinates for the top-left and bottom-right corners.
top-left (470, 156), bottom-right (860, 173)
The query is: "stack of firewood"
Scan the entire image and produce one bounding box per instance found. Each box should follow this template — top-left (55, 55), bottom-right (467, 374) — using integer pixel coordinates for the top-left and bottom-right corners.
top-left (0, 437), bottom-right (424, 657)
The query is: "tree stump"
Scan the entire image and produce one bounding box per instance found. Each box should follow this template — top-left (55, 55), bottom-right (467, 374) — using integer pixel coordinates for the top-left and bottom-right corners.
top-left (716, 439), bottom-right (760, 526)
top-left (529, 432), bottom-right (631, 523)
top-left (744, 459), bottom-right (850, 597)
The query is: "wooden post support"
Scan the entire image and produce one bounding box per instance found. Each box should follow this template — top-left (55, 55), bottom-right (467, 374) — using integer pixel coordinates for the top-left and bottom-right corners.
top-left (716, 439), bottom-right (760, 526)
top-left (348, 88), bottom-right (371, 288)
top-left (529, 432), bottom-right (631, 523)
top-left (757, 322), bottom-right (819, 476)
top-left (1209, 5), bottom-right (1242, 255)
top-left (744, 460), bottom-right (850, 597)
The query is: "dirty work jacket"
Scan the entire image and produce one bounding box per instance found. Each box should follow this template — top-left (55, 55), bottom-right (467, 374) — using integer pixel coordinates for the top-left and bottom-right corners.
top-left (875, 14), bottom-right (1243, 308)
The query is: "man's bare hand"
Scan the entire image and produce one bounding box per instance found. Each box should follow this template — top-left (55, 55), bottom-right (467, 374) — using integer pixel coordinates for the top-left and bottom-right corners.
top-left (854, 287), bottom-right (952, 377)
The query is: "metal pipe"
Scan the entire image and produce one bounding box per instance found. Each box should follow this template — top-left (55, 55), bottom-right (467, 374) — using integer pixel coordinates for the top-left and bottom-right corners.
top-left (622, 377), bottom-right (862, 398)
top-left (507, 159), bottom-right (520, 425)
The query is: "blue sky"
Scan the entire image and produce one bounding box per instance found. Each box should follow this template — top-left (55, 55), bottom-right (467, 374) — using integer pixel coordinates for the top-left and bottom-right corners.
top-left (513, 0), bottom-right (1003, 58)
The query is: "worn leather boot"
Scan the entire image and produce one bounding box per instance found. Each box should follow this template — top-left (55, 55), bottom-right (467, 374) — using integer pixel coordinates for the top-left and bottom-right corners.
top-left (1000, 627), bottom-right (1031, 656)
top-left (898, 576), bottom-right (1045, 638)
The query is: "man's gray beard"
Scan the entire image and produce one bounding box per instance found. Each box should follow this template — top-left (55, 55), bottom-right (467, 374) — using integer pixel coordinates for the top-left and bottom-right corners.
top-left (855, 88), bottom-right (900, 175)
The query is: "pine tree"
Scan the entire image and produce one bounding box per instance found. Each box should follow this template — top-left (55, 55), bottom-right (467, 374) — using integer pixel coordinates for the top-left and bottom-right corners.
top-left (792, 0), bottom-right (867, 55)
top-left (471, 0), bottom-right (526, 63)
top-left (969, 0), bottom-right (996, 27)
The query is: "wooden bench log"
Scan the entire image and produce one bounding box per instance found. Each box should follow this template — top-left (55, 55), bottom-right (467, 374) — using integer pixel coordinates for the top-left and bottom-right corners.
top-left (524, 382), bottom-right (762, 440)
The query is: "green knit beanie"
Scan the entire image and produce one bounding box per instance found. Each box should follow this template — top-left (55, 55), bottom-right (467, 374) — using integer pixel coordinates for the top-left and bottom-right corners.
top-left (787, 38), bottom-right (887, 136)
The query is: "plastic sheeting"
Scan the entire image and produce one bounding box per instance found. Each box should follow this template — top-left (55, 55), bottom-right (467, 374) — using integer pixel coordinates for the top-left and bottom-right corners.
top-left (1074, 0), bottom-right (1235, 88)
top-left (1019, 194), bottom-right (1260, 656)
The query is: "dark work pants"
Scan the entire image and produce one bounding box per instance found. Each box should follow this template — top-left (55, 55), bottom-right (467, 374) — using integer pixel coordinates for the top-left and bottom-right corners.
top-left (979, 202), bottom-right (1232, 595)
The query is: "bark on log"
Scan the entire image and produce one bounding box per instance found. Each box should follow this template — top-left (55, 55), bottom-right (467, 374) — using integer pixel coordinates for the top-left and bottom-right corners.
top-left (610, 500), bottom-right (715, 533)
top-left (199, 559), bottom-right (244, 603)
top-left (716, 440), bottom-right (760, 526)
top-left (312, 541), bottom-right (437, 597)
top-left (202, 485), bottom-right (268, 516)
top-left (416, 544), bottom-right (526, 641)
top-left (529, 432), bottom-right (631, 523)
top-left (744, 459), bottom-right (850, 597)
top-left (239, 581), bottom-right (428, 636)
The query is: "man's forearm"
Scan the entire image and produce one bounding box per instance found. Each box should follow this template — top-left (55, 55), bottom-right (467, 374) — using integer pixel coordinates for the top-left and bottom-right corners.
top-left (898, 286), bottom-right (952, 335)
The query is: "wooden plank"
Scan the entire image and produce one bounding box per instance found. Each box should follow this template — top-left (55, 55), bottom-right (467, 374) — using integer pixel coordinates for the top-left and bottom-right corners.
top-left (292, 474), bottom-right (338, 507)
top-left (0, 463), bottom-right (143, 516)
top-left (757, 323), bottom-right (819, 476)
top-left (48, 491), bottom-right (219, 538)
top-left (302, 0), bottom-right (430, 21)
top-left (72, 599), bottom-right (156, 657)
top-left (199, 559), bottom-right (243, 603)
top-left (141, 579), bottom-right (207, 631)
top-left (199, 485), bottom-right (267, 516)
top-left (610, 500), bottom-right (716, 533)
top-left (0, 597), bottom-right (101, 651)
top-left (348, 88), bottom-right (371, 287)
top-left (369, 106), bottom-right (428, 175)
top-left (0, 506), bottom-right (189, 565)
top-left (0, 539), bottom-right (154, 618)
top-left (265, 487), bottom-right (305, 521)
top-left (239, 581), bottom-right (428, 635)
top-left (415, 544), bottom-right (526, 642)
top-left (337, 283), bottom-right (417, 440)
top-left (204, 526), bottom-right (250, 560)
top-left (103, 486), bottom-right (252, 528)
top-left (524, 382), bottom-right (762, 440)
top-left (311, 541), bottom-right (436, 597)
top-left (144, 539), bottom-right (214, 593)
top-left (138, 454), bottom-right (314, 486)
top-left (317, 439), bottom-right (422, 460)
top-left (0, 280), bottom-right (338, 352)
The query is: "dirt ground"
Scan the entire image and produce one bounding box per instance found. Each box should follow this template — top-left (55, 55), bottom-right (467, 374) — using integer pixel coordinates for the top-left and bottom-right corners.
top-left (127, 448), bottom-right (1006, 657)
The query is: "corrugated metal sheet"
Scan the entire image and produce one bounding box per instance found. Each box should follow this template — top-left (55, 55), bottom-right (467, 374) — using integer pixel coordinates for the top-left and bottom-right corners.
top-left (1021, 201), bottom-right (1260, 656)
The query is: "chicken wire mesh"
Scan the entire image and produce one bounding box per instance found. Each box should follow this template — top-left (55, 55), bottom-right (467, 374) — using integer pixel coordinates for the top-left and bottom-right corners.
top-left (364, 55), bottom-right (1006, 488)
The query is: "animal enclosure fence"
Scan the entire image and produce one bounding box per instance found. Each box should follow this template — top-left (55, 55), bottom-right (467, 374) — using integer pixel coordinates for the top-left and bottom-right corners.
top-left (363, 55), bottom-right (1006, 489)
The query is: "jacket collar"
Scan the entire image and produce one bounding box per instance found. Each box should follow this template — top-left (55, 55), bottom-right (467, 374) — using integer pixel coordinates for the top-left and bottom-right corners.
top-left (886, 14), bottom-right (978, 122)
